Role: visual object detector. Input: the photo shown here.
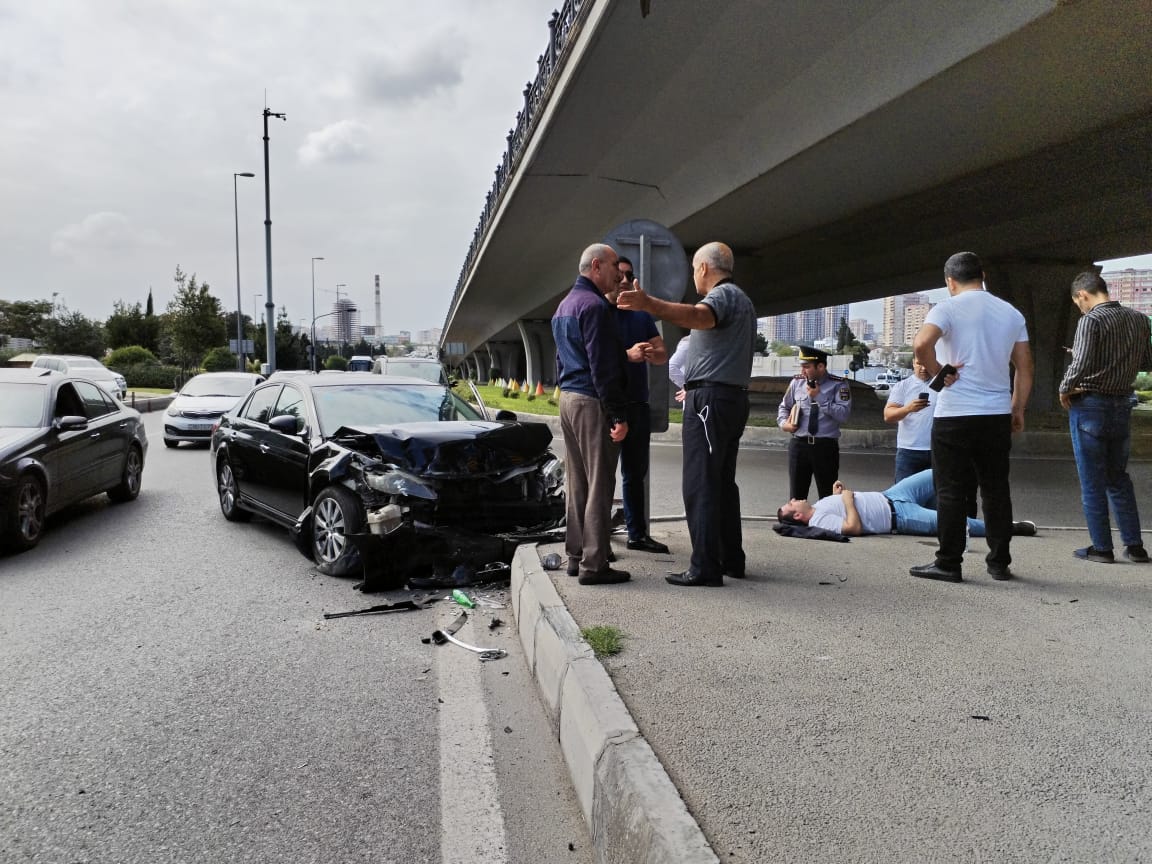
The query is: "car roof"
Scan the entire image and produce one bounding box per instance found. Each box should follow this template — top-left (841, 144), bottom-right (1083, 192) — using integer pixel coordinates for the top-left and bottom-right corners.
top-left (265, 372), bottom-right (443, 389)
top-left (0, 367), bottom-right (59, 383)
top-left (189, 371), bottom-right (262, 378)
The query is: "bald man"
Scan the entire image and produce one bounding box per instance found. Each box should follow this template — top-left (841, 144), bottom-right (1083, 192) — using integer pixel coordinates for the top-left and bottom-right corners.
top-left (617, 241), bottom-right (756, 587)
top-left (552, 243), bottom-right (632, 586)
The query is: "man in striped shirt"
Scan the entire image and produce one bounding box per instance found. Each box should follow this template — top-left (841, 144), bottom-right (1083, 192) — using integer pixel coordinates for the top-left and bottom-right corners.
top-left (1059, 271), bottom-right (1152, 564)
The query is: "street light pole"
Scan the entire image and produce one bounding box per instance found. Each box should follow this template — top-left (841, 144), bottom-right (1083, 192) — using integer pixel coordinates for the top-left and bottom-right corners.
top-left (311, 257), bottom-right (324, 371)
top-left (262, 106), bottom-right (286, 373)
top-left (253, 293), bottom-right (263, 360)
top-left (233, 172), bottom-right (255, 371)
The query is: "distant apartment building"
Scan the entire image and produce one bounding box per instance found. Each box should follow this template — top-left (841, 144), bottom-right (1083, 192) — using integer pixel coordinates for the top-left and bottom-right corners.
top-left (763, 312), bottom-right (797, 344)
top-left (416, 327), bottom-right (443, 346)
top-left (1103, 268), bottom-right (1152, 315)
top-left (883, 292), bottom-right (928, 348)
top-left (902, 302), bottom-right (934, 346)
top-left (849, 318), bottom-right (875, 342)
top-left (823, 304), bottom-right (850, 341)
top-left (796, 308), bottom-right (824, 344)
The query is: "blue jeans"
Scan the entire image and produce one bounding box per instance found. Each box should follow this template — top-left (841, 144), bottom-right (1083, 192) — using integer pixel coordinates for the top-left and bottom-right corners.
top-left (883, 469), bottom-right (985, 538)
top-left (894, 448), bottom-right (932, 482)
top-left (1069, 393), bottom-right (1143, 551)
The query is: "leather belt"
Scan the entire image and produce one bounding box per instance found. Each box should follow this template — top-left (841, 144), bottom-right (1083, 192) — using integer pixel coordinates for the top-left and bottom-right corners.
top-left (684, 380), bottom-right (748, 392)
top-left (885, 496), bottom-right (897, 533)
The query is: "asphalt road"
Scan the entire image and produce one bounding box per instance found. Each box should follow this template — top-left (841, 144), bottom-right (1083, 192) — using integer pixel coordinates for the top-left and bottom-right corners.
top-left (0, 412), bottom-right (593, 864)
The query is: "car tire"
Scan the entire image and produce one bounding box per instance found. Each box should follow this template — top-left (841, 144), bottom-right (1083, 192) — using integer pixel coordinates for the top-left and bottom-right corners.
top-left (108, 444), bottom-right (144, 503)
top-left (311, 485), bottom-right (364, 577)
top-left (163, 439), bottom-right (178, 449)
top-left (4, 473), bottom-right (46, 552)
top-left (216, 457), bottom-right (251, 522)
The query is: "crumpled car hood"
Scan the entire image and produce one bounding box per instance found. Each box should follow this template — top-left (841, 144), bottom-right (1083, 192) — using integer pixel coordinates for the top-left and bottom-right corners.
top-left (330, 421), bottom-right (554, 477)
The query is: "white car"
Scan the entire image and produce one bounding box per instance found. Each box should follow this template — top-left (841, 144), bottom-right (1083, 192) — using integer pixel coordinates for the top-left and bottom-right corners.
top-left (31, 354), bottom-right (127, 400)
top-left (163, 372), bottom-right (264, 448)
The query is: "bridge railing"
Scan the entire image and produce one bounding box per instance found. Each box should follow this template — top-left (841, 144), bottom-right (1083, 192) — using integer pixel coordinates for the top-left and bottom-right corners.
top-left (441, 0), bottom-right (592, 349)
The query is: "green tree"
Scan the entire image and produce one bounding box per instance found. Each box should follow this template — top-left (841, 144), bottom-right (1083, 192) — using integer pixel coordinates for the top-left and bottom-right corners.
top-left (0, 299), bottom-right (53, 342)
top-left (325, 355), bottom-right (348, 371)
top-left (164, 267), bottom-right (225, 370)
top-left (753, 332), bottom-right (767, 355)
top-left (770, 340), bottom-right (797, 357)
top-left (105, 300), bottom-right (156, 350)
top-left (44, 308), bottom-right (107, 356)
top-left (202, 346), bottom-right (237, 371)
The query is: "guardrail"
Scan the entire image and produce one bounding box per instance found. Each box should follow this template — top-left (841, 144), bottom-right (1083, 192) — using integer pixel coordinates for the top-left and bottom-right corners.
top-left (440, 0), bottom-right (592, 348)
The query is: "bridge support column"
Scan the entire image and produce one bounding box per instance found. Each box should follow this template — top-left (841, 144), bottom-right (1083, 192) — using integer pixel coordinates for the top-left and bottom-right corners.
top-left (516, 319), bottom-right (556, 389)
top-left (984, 259), bottom-right (1092, 414)
top-left (470, 350), bottom-right (489, 383)
top-left (488, 340), bottom-right (524, 384)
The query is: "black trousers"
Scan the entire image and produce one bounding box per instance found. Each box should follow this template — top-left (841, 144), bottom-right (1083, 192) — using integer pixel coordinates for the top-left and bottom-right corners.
top-left (683, 386), bottom-right (749, 580)
top-left (931, 414), bottom-right (1014, 570)
top-left (788, 437), bottom-right (840, 500)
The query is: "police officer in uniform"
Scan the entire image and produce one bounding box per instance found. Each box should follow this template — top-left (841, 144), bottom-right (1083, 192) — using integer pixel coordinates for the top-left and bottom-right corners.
top-left (777, 346), bottom-right (853, 500)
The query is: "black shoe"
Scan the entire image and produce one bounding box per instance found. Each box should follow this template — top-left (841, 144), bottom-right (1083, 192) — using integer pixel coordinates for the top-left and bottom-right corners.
top-left (665, 570), bottom-right (723, 587)
top-left (1073, 546), bottom-right (1114, 564)
top-left (1124, 545), bottom-right (1150, 563)
top-left (566, 561), bottom-right (579, 578)
top-left (607, 549), bottom-right (617, 563)
top-left (987, 564), bottom-right (1013, 580)
top-left (1011, 521), bottom-right (1037, 537)
top-left (909, 562), bottom-right (963, 583)
top-left (626, 536), bottom-right (670, 554)
top-left (578, 567), bottom-right (631, 585)
top-left (724, 569), bottom-right (746, 579)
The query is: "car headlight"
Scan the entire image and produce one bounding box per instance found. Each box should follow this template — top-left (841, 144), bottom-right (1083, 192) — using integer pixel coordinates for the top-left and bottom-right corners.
top-left (541, 456), bottom-right (564, 493)
top-left (166, 406), bottom-right (179, 417)
top-left (365, 467), bottom-right (437, 500)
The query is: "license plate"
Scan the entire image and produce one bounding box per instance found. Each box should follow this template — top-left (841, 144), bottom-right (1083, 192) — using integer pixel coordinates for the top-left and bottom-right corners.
top-left (189, 423), bottom-right (214, 431)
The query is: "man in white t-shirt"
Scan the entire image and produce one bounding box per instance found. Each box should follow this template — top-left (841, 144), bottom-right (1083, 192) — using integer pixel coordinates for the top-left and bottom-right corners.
top-left (775, 468), bottom-right (1036, 542)
top-left (883, 360), bottom-right (935, 481)
top-left (909, 252), bottom-right (1033, 583)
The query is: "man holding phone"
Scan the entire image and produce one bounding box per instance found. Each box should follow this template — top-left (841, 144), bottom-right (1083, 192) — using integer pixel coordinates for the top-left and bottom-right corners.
top-left (777, 346), bottom-right (853, 500)
top-left (883, 359), bottom-right (936, 481)
top-left (910, 251), bottom-right (1033, 582)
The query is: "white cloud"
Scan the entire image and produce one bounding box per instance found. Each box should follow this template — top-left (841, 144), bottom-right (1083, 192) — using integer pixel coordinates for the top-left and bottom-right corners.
top-left (297, 120), bottom-right (373, 166)
top-left (49, 212), bottom-right (166, 260)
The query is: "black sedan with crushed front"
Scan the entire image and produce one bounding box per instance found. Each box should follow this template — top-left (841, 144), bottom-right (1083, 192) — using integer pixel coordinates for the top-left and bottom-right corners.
top-left (1, 368), bottom-right (147, 552)
top-left (209, 373), bottom-right (564, 590)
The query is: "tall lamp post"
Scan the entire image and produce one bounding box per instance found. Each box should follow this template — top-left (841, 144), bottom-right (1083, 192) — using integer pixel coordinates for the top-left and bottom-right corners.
top-left (310, 257), bottom-right (324, 371)
top-left (233, 172), bottom-right (255, 371)
top-left (252, 293), bottom-right (263, 363)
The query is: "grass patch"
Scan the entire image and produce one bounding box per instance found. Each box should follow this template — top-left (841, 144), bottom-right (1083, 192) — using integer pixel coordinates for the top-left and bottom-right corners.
top-left (581, 625), bottom-right (625, 658)
top-left (128, 387), bottom-right (173, 395)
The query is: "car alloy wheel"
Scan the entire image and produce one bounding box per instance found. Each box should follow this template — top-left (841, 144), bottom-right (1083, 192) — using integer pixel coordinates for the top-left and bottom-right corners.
top-left (311, 486), bottom-right (365, 576)
top-left (6, 474), bottom-right (46, 551)
top-left (217, 459), bottom-right (250, 522)
top-left (108, 445), bottom-right (144, 503)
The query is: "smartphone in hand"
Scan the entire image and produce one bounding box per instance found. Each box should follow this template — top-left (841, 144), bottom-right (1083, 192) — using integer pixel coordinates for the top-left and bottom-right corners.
top-left (928, 364), bottom-right (956, 392)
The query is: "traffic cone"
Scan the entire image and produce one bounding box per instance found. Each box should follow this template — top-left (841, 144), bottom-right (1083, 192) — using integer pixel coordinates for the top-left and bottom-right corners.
top-left (510, 379), bottom-right (519, 393)
top-left (552, 385), bottom-right (560, 401)
top-left (535, 381), bottom-right (545, 396)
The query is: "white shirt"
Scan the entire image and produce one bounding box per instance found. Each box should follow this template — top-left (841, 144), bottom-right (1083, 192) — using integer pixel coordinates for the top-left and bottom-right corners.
top-left (667, 334), bottom-right (691, 388)
top-left (924, 290), bottom-right (1028, 418)
top-left (887, 374), bottom-right (936, 450)
top-left (809, 491), bottom-right (893, 535)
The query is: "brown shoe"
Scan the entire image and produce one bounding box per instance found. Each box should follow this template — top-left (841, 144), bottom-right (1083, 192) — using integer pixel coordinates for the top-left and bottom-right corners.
top-left (578, 567), bottom-right (631, 586)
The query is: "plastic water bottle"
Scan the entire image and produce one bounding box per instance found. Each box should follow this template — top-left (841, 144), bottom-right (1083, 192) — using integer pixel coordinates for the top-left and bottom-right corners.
top-left (451, 589), bottom-right (475, 609)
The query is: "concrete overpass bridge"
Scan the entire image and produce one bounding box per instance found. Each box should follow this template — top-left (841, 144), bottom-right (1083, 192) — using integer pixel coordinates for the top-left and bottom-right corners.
top-left (441, 0), bottom-right (1152, 410)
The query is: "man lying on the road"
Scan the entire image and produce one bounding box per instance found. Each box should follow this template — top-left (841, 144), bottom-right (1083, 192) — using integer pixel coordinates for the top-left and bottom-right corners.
top-left (776, 468), bottom-right (1036, 538)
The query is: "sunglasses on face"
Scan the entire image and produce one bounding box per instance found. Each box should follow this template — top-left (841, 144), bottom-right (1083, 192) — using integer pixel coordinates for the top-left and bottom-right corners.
top-left (621, 271), bottom-right (634, 281)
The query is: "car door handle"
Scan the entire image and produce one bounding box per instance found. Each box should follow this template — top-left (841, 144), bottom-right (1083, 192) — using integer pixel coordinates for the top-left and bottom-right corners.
top-left (119, 421), bottom-right (128, 428)
top-left (89, 432), bottom-right (101, 439)
top-left (260, 443), bottom-right (270, 453)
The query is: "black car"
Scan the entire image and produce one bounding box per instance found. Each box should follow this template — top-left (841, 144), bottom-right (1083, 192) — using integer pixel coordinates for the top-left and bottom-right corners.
top-left (0, 368), bottom-right (148, 552)
top-left (209, 373), bottom-right (564, 589)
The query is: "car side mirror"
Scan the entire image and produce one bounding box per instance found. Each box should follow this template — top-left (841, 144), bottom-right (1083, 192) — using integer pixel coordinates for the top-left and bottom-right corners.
top-left (269, 414), bottom-right (303, 435)
top-left (54, 415), bottom-right (88, 432)
top-left (494, 409), bottom-right (518, 422)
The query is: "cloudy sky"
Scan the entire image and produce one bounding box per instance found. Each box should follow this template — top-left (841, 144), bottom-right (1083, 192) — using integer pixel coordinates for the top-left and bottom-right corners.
top-left (0, 0), bottom-right (560, 336)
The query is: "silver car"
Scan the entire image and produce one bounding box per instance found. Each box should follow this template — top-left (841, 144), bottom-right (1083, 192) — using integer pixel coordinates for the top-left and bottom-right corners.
top-left (31, 355), bottom-right (127, 401)
top-left (163, 372), bottom-right (264, 448)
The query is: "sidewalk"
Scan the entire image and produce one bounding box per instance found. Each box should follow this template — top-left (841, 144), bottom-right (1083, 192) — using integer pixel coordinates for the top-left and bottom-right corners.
top-left (514, 520), bottom-right (1152, 863)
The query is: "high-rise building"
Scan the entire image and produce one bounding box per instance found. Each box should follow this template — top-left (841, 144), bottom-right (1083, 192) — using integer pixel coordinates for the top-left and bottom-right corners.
top-left (796, 308), bottom-right (824, 344)
top-left (849, 318), bottom-right (875, 343)
top-left (1103, 268), bottom-right (1152, 315)
top-left (763, 313), bottom-right (797, 344)
top-left (332, 298), bottom-right (361, 346)
top-left (883, 292), bottom-right (928, 348)
top-left (903, 302), bottom-right (933, 345)
top-left (823, 304), bottom-right (850, 342)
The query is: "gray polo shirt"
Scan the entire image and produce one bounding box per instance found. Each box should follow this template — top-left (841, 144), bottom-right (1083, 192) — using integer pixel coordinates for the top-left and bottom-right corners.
top-left (682, 281), bottom-right (756, 387)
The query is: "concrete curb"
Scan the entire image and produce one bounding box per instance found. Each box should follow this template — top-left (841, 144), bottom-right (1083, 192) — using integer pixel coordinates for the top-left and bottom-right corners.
top-left (511, 545), bottom-right (718, 864)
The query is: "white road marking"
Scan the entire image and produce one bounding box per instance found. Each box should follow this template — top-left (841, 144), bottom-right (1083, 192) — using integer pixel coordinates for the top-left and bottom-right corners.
top-left (437, 616), bottom-right (509, 864)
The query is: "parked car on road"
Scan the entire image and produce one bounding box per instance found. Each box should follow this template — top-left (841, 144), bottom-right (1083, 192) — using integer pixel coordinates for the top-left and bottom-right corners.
top-left (209, 373), bottom-right (564, 590)
top-left (31, 354), bottom-right (127, 400)
top-left (163, 372), bottom-right (264, 448)
top-left (0, 368), bottom-right (147, 552)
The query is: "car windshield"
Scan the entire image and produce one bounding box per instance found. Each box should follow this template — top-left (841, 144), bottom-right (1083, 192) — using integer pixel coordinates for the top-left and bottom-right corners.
top-left (383, 361), bottom-right (443, 383)
top-left (0, 383), bottom-right (47, 427)
top-left (182, 376), bottom-right (256, 397)
top-left (312, 383), bottom-right (482, 436)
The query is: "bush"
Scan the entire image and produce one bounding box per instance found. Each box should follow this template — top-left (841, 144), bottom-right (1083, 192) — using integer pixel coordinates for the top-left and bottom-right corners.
top-left (1135, 372), bottom-right (1152, 392)
top-left (1137, 391), bottom-right (1152, 404)
top-left (202, 346), bottom-right (237, 372)
top-left (325, 355), bottom-right (348, 371)
top-left (107, 345), bottom-right (159, 368)
top-left (118, 363), bottom-right (183, 390)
